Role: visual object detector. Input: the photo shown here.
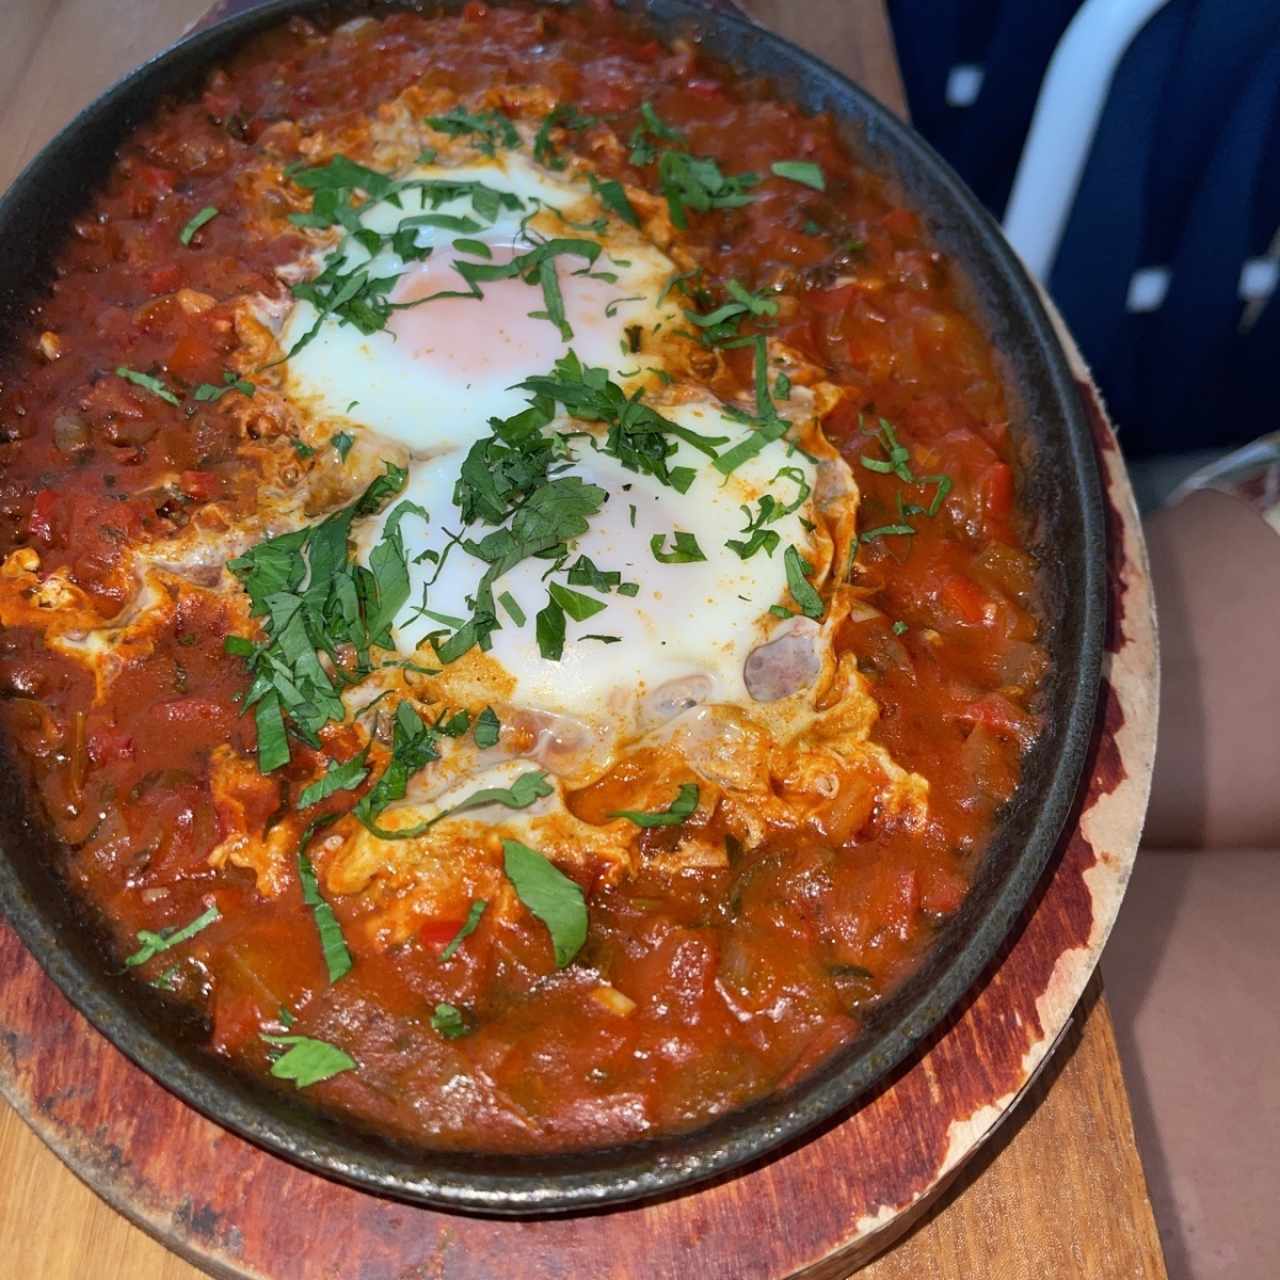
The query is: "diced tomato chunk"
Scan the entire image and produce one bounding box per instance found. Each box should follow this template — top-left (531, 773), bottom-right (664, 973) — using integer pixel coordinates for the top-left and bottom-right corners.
top-left (179, 470), bottom-right (221, 502)
top-left (921, 866), bottom-right (967, 916)
top-left (148, 264), bottom-right (183, 295)
top-left (419, 917), bottom-right (465, 952)
top-left (980, 462), bottom-right (1015, 538)
top-left (881, 207), bottom-right (920, 238)
top-left (959, 693), bottom-right (1038, 747)
top-left (26, 490), bottom-right (60, 547)
top-left (134, 164), bottom-right (177, 195)
top-left (941, 574), bottom-right (990, 626)
top-left (169, 333), bottom-right (216, 383)
top-left (87, 727), bottom-right (135, 766)
top-left (155, 697), bottom-right (232, 725)
top-left (809, 283), bottom-right (858, 314)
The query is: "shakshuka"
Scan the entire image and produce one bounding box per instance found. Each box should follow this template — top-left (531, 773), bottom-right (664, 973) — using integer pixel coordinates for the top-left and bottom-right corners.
top-left (0, 3), bottom-right (1048, 1151)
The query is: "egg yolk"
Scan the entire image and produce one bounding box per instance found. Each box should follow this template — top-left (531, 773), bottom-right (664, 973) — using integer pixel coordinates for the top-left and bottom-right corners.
top-left (388, 243), bottom-right (628, 381)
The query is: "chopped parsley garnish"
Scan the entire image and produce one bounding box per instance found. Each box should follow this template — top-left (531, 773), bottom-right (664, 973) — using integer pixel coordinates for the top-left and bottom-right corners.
top-left (425, 106), bottom-right (518, 155)
top-left (628, 101), bottom-right (685, 165)
top-left (857, 416), bottom-right (952, 537)
top-left (350, 701), bottom-right (440, 834)
top-left (297, 821), bottom-right (353, 983)
top-left (439, 471), bottom-right (606, 664)
top-left (712, 335), bottom-right (790, 475)
top-left (658, 152), bottom-right (760, 230)
top-left (116, 365), bottom-right (180, 406)
top-left (473, 706), bottom-right (501, 749)
top-left (538, 580), bottom-right (609, 658)
top-left (567, 554), bottom-right (639, 596)
top-left (194, 371), bottom-right (255, 402)
top-left (517, 350), bottom-right (726, 488)
top-left (359, 764), bottom-right (552, 842)
top-left (430, 237), bottom-right (602, 341)
top-left (439, 900), bottom-right (487, 961)
top-left (684, 278), bottom-right (778, 346)
top-left (892, 620), bottom-right (909, 635)
top-left (589, 174), bottom-right (640, 227)
top-left (771, 160), bottom-right (826, 191)
top-left (627, 101), bottom-right (759, 228)
top-left (498, 591), bottom-right (526, 626)
top-left (433, 351), bottom-right (723, 663)
top-left (431, 1002), bottom-right (470, 1039)
top-left (225, 462), bottom-right (420, 771)
top-left (331, 430), bottom-right (355, 461)
top-left (547, 580), bottom-right (607, 621)
top-left (783, 544), bottom-right (824, 619)
top-left (650, 531), bottom-right (706, 563)
top-left (124, 903), bottom-right (219, 967)
top-left (861, 522), bottom-right (916, 543)
top-left (612, 782), bottom-right (699, 828)
top-left (179, 205), bottom-right (220, 245)
top-left (150, 966), bottom-right (180, 991)
top-left (501, 838), bottom-right (587, 968)
top-left (298, 753), bottom-right (369, 808)
top-left (724, 466), bottom-right (810, 560)
top-left (536, 595), bottom-right (567, 660)
top-left (533, 104), bottom-right (596, 169)
top-left (261, 1034), bottom-right (356, 1087)
top-left (279, 158), bottom-right (526, 359)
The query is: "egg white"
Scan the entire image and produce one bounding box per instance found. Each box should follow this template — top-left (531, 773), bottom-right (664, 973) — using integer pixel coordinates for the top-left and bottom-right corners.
top-left (279, 152), bottom-right (682, 457)
top-left (354, 398), bottom-right (824, 744)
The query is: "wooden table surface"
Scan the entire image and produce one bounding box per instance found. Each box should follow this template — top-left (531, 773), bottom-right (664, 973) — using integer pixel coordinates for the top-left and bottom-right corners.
top-left (0, 2), bottom-right (1167, 1277)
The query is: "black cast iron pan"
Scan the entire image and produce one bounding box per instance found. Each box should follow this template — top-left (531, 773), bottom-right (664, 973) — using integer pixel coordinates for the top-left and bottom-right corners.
top-left (0, 0), bottom-right (1106, 1215)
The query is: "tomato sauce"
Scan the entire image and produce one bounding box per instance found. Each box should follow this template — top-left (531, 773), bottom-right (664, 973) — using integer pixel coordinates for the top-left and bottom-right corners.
top-left (0, 4), bottom-right (1046, 1151)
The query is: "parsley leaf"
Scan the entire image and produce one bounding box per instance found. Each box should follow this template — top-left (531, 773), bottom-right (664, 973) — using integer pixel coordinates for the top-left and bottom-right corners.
top-left (226, 462), bottom-right (415, 771)
top-left (612, 782), bottom-right (699, 828)
top-left (116, 365), bottom-right (180, 406)
top-left (439, 900), bottom-right (487, 961)
top-left (861, 522), bottom-right (916, 543)
top-left (352, 702), bottom-right (440, 832)
top-left (533, 104), bottom-right (596, 169)
top-left (425, 106), bottom-right (518, 156)
top-left (784, 544), bottom-right (825, 619)
top-left (537, 596), bottom-right (567, 661)
top-left (589, 174), bottom-right (639, 227)
top-left (194, 371), bottom-right (255, 402)
top-left (651, 531), bottom-right (706, 563)
top-left (501, 839), bottom-right (587, 968)
top-left (430, 1002), bottom-right (470, 1039)
top-left (771, 160), bottom-right (826, 191)
top-left (712, 335), bottom-right (789, 475)
top-left (124, 904), bottom-right (219, 967)
top-left (298, 752), bottom-right (369, 808)
top-left (359, 767), bottom-right (552, 842)
top-left (331, 430), bottom-right (354, 461)
top-left (179, 205), bottom-right (219, 245)
top-left (547, 580), bottom-right (607, 622)
top-left (473, 706), bottom-right (501, 749)
top-left (261, 1034), bottom-right (356, 1087)
top-left (297, 821), bottom-right (353, 983)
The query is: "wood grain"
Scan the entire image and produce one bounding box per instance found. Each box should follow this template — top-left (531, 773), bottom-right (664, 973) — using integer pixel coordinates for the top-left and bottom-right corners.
top-left (737, 0), bottom-right (907, 116)
top-left (0, 979), bottom-right (1166, 1280)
